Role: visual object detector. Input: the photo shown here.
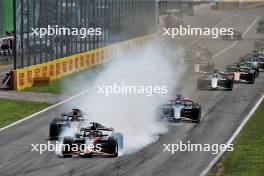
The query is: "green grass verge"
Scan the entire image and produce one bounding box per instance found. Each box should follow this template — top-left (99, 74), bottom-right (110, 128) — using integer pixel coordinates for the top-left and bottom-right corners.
top-left (23, 65), bottom-right (103, 94)
top-left (0, 99), bottom-right (50, 128)
top-left (210, 102), bottom-right (264, 176)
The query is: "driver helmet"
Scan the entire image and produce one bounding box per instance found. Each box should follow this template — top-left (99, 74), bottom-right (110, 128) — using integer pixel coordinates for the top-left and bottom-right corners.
top-left (214, 68), bottom-right (219, 74)
top-left (174, 94), bottom-right (183, 105)
top-left (72, 110), bottom-right (80, 120)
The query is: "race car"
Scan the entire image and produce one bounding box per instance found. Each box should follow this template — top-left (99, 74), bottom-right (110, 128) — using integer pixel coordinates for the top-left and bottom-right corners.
top-left (221, 30), bottom-right (242, 40)
top-left (238, 58), bottom-right (260, 76)
top-left (160, 95), bottom-right (201, 123)
top-left (185, 44), bottom-right (214, 73)
top-left (61, 122), bottom-right (123, 158)
top-left (197, 71), bottom-right (234, 90)
top-left (226, 64), bottom-right (256, 84)
top-left (49, 109), bottom-right (87, 140)
top-left (256, 56), bottom-right (264, 71)
top-left (245, 53), bottom-right (264, 72)
top-left (193, 58), bottom-right (215, 73)
top-left (186, 44), bottom-right (212, 60)
top-left (259, 18), bottom-right (264, 26)
top-left (257, 18), bottom-right (264, 33)
top-left (257, 25), bottom-right (264, 33)
top-left (254, 39), bottom-right (264, 51)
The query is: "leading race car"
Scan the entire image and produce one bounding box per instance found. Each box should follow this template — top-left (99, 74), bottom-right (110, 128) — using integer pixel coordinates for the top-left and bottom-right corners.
top-left (185, 44), bottom-right (214, 73)
top-left (193, 58), bottom-right (215, 73)
top-left (254, 39), bottom-right (264, 51)
top-left (257, 18), bottom-right (264, 33)
top-left (226, 64), bottom-right (256, 84)
top-left (61, 122), bottom-right (123, 158)
top-left (186, 44), bottom-right (212, 60)
top-left (197, 70), bottom-right (234, 90)
top-left (221, 30), bottom-right (242, 40)
top-left (49, 109), bottom-right (88, 140)
top-left (259, 18), bottom-right (264, 26)
top-left (160, 95), bottom-right (201, 123)
top-left (257, 25), bottom-right (264, 33)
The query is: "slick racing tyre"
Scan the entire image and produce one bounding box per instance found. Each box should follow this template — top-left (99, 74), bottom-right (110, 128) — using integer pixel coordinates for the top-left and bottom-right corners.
top-left (191, 103), bottom-right (201, 123)
top-left (107, 137), bottom-right (118, 157)
top-left (111, 132), bottom-right (124, 150)
top-left (49, 118), bottom-right (61, 139)
top-left (225, 79), bottom-right (234, 91)
top-left (62, 136), bottom-right (73, 157)
top-left (247, 73), bottom-right (255, 84)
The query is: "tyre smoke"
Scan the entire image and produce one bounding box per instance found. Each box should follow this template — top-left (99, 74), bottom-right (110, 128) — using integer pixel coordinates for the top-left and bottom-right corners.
top-left (68, 40), bottom-right (186, 154)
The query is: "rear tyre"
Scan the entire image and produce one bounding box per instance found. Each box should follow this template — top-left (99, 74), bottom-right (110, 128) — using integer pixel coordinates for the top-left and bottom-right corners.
top-left (225, 79), bottom-right (233, 91)
top-left (112, 133), bottom-right (124, 150)
top-left (107, 137), bottom-right (118, 157)
top-left (247, 73), bottom-right (255, 84)
top-left (62, 136), bottom-right (73, 157)
top-left (191, 103), bottom-right (201, 123)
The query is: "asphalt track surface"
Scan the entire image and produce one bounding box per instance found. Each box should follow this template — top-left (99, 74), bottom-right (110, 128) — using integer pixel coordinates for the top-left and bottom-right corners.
top-left (1, 5), bottom-right (264, 176)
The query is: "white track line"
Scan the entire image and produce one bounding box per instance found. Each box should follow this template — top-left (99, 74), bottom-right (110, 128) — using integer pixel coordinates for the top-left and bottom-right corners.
top-left (0, 87), bottom-right (95, 132)
top-left (200, 95), bottom-right (264, 176)
top-left (212, 17), bottom-right (260, 58)
top-left (188, 13), bottom-right (242, 46)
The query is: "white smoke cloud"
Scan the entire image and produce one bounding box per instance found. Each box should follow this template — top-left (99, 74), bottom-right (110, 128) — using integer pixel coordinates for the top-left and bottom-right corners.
top-left (65, 39), bottom-right (186, 154)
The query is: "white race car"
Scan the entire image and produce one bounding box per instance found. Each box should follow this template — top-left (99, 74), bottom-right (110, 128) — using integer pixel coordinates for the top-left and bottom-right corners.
top-left (197, 71), bottom-right (234, 90)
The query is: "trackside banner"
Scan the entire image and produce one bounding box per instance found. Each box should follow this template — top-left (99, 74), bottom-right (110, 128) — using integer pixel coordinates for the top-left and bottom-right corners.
top-left (13, 35), bottom-right (154, 90)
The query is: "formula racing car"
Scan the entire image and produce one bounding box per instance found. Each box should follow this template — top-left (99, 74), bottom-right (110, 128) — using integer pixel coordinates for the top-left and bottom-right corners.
top-left (259, 18), bottom-right (264, 26)
top-left (257, 25), bottom-right (264, 33)
top-left (160, 95), bottom-right (201, 123)
top-left (257, 18), bottom-right (264, 33)
top-left (226, 64), bottom-right (256, 84)
top-left (61, 122), bottom-right (123, 158)
top-left (254, 39), bottom-right (264, 51)
top-left (197, 71), bottom-right (234, 90)
top-left (221, 30), bottom-right (242, 40)
top-left (193, 58), bottom-right (215, 73)
top-left (49, 109), bottom-right (87, 140)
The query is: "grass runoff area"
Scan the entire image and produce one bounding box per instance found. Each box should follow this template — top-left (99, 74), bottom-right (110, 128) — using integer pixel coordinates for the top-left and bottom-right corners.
top-left (0, 99), bottom-right (49, 128)
top-left (210, 102), bottom-right (264, 176)
top-left (23, 65), bottom-right (103, 94)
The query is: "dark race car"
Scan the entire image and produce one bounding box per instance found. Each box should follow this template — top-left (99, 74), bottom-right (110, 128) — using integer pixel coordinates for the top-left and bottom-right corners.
top-left (257, 26), bottom-right (264, 33)
top-left (185, 44), bottom-right (214, 73)
top-left (159, 95), bottom-right (201, 123)
top-left (226, 64), bottom-right (256, 84)
top-left (186, 44), bottom-right (212, 60)
top-left (254, 39), bottom-right (264, 51)
top-left (257, 18), bottom-right (264, 33)
top-left (193, 58), bottom-right (215, 73)
top-left (239, 56), bottom-right (260, 76)
top-left (256, 56), bottom-right (264, 71)
top-left (221, 30), bottom-right (242, 40)
top-left (197, 71), bottom-right (234, 91)
top-left (259, 18), bottom-right (264, 26)
top-left (49, 109), bottom-right (88, 140)
top-left (61, 122), bottom-right (123, 158)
